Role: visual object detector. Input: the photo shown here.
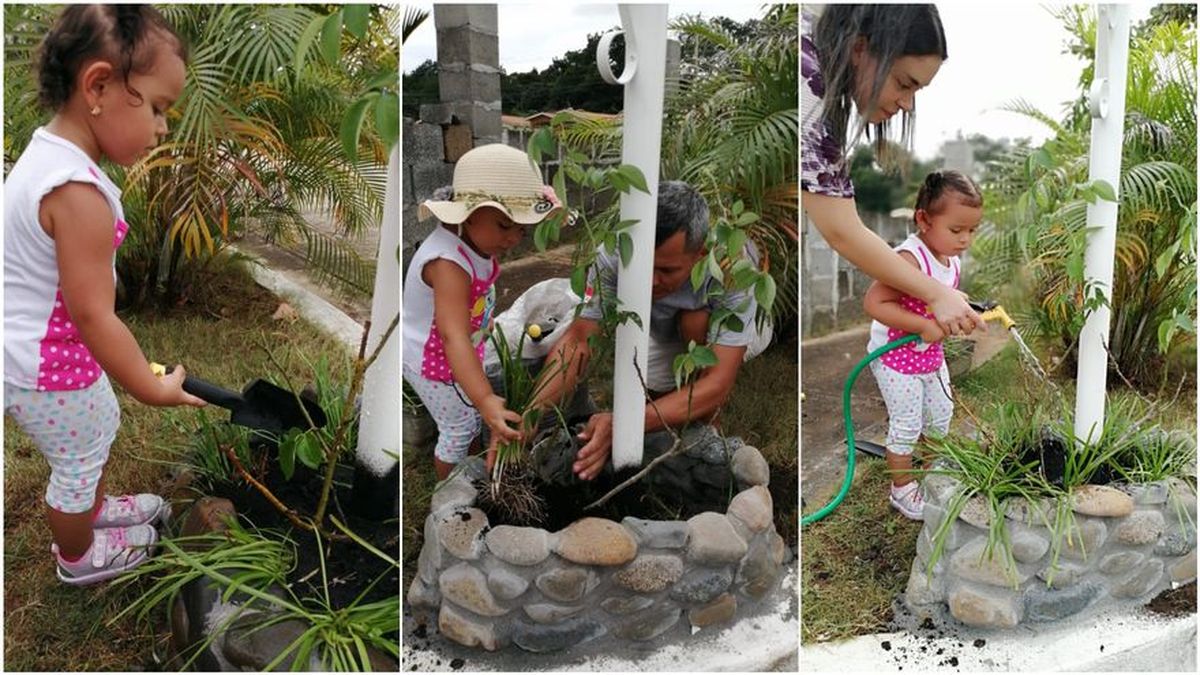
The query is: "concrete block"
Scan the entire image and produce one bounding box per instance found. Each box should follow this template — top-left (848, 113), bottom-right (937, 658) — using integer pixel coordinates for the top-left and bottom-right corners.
top-left (402, 162), bottom-right (414, 207)
top-left (411, 161), bottom-right (455, 202)
top-left (433, 5), bottom-right (497, 32)
top-left (448, 102), bottom-right (502, 142)
top-left (407, 121), bottom-right (444, 164)
top-left (419, 102), bottom-right (455, 125)
top-left (438, 69), bottom-right (501, 108)
top-left (444, 123), bottom-right (474, 163)
top-left (435, 26), bottom-right (498, 66)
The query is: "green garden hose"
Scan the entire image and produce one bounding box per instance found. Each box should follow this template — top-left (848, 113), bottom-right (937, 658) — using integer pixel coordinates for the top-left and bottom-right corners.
top-left (800, 302), bottom-right (1012, 526)
top-left (800, 334), bottom-right (920, 527)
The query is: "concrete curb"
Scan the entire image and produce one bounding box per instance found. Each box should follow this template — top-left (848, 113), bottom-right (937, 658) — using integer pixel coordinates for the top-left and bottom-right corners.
top-left (801, 605), bottom-right (1196, 672)
top-left (233, 245), bottom-right (364, 353)
top-left (402, 564), bottom-right (799, 672)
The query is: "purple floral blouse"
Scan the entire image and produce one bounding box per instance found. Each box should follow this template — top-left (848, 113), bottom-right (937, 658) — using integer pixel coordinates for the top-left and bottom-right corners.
top-left (801, 10), bottom-right (855, 199)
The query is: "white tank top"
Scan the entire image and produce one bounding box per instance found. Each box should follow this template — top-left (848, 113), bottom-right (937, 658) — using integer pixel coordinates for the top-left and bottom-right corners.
top-left (867, 233), bottom-right (961, 354)
top-left (402, 225), bottom-right (498, 381)
top-left (4, 128), bottom-right (128, 391)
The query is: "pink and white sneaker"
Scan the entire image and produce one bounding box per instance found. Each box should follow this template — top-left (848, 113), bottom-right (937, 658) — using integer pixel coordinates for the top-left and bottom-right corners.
top-left (93, 494), bottom-right (170, 529)
top-left (54, 525), bottom-right (159, 586)
top-left (889, 482), bottom-right (925, 520)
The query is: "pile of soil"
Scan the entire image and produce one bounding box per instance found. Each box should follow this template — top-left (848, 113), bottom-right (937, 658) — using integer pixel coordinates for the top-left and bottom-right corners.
top-left (1146, 582), bottom-right (1197, 618)
top-left (208, 453), bottom-right (399, 610)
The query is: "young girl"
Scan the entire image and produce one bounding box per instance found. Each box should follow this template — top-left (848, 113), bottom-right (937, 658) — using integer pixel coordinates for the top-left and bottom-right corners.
top-left (403, 143), bottom-right (561, 480)
top-left (4, 5), bottom-right (206, 585)
top-left (863, 170), bottom-right (983, 520)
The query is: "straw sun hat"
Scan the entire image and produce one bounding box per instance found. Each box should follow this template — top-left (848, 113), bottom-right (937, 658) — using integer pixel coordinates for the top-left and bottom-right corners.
top-left (418, 143), bottom-right (562, 225)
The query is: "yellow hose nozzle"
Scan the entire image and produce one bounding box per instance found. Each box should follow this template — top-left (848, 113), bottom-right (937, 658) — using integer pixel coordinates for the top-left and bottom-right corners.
top-left (979, 306), bottom-right (1015, 330)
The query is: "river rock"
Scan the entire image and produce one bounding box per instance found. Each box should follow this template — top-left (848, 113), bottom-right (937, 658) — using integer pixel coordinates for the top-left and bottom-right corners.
top-left (947, 584), bottom-right (1021, 628)
top-left (439, 603), bottom-right (502, 651)
top-left (614, 554), bottom-right (684, 593)
top-left (535, 567), bottom-right (594, 603)
top-left (1037, 560), bottom-right (1089, 589)
top-left (511, 617), bottom-right (606, 653)
top-left (555, 518), bottom-right (637, 565)
top-left (224, 616), bottom-right (313, 671)
top-left (1098, 551), bottom-right (1145, 576)
top-left (1168, 549), bottom-right (1196, 584)
top-left (1071, 485), bottom-right (1134, 517)
top-left (439, 563), bottom-right (509, 617)
top-left (905, 558), bottom-right (945, 606)
top-left (738, 536), bottom-right (780, 599)
top-left (418, 515), bottom-right (443, 584)
top-left (614, 602), bottom-right (682, 641)
top-left (437, 508), bottom-right (487, 560)
top-left (689, 593), bottom-right (737, 628)
top-left (1059, 518), bottom-right (1108, 561)
top-left (1005, 496), bottom-right (1056, 526)
top-left (670, 568), bottom-right (734, 604)
top-left (485, 526), bottom-right (551, 566)
top-left (408, 576), bottom-right (441, 608)
top-left (1113, 510), bottom-right (1165, 546)
top-left (1009, 524), bottom-right (1050, 564)
top-left (486, 567), bottom-right (529, 600)
top-left (621, 518), bottom-right (689, 549)
top-left (523, 603), bottom-right (585, 624)
top-left (601, 595), bottom-right (656, 616)
top-left (1153, 526), bottom-right (1196, 557)
top-left (731, 445), bottom-right (770, 487)
top-left (429, 477), bottom-right (477, 516)
top-left (1023, 581), bottom-right (1102, 622)
top-left (957, 495), bottom-right (994, 529)
top-left (687, 512), bottom-right (748, 564)
top-left (727, 486), bottom-right (773, 532)
top-left (1112, 560), bottom-right (1165, 598)
top-left (949, 539), bottom-right (1029, 587)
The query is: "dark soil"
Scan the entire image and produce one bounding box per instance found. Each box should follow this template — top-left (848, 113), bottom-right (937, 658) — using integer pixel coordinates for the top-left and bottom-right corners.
top-left (1017, 432), bottom-right (1117, 487)
top-left (474, 462), bottom-right (732, 532)
top-left (207, 451), bottom-right (399, 610)
top-left (1145, 582), bottom-right (1197, 617)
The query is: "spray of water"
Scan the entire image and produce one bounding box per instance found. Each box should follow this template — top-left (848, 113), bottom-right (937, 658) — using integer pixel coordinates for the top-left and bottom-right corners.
top-left (1007, 326), bottom-right (1064, 405)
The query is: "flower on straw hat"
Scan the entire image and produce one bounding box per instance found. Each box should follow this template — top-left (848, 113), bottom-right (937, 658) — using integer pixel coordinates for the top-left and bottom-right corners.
top-left (419, 143), bottom-right (563, 225)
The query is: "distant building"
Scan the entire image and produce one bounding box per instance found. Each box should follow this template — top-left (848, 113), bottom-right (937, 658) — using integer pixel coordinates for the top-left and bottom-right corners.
top-left (940, 130), bottom-right (977, 179)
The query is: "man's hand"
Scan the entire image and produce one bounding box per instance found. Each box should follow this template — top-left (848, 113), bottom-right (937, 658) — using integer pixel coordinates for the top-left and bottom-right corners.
top-left (574, 412), bottom-right (613, 480)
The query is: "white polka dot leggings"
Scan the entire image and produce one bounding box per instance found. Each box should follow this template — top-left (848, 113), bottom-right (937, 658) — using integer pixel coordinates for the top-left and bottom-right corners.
top-left (403, 362), bottom-right (480, 464)
top-left (869, 360), bottom-right (953, 456)
top-left (4, 374), bottom-right (120, 514)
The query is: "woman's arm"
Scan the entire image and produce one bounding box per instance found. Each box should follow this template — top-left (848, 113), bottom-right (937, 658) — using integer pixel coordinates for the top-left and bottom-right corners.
top-left (802, 191), bottom-right (983, 335)
top-left (863, 253), bottom-right (945, 343)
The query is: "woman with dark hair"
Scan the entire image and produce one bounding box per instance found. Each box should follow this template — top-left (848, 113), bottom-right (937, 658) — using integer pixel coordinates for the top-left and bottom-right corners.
top-left (801, 4), bottom-right (985, 337)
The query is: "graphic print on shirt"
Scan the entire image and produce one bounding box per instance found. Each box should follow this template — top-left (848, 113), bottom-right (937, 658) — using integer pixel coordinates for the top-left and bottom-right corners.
top-left (420, 245), bottom-right (500, 383)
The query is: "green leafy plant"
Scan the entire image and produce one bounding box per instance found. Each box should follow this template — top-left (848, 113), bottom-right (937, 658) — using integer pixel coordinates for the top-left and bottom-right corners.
top-left (973, 7), bottom-right (1197, 387)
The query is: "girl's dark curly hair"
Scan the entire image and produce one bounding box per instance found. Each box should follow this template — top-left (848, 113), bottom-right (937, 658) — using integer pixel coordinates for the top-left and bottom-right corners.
top-left (37, 4), bottom-right (187, 111)
top-left (914, 169), bottom-right (982, 224)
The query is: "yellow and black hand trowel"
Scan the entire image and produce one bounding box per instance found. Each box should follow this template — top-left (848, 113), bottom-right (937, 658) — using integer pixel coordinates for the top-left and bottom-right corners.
top-left (152, 363), bottom-right (327, 436)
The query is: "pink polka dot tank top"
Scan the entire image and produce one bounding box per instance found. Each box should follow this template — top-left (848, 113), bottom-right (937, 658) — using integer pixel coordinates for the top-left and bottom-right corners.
top-left (4, 128), bottom-right (129, 392)
top-left (867, 234), bottom-right (961, 375)
top-left (402, 226), bottom-right (499, 384)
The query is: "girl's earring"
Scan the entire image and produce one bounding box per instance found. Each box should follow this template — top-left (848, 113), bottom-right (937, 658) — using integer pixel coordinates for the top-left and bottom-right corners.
top-left (90, 106), bottom-right (102, 117)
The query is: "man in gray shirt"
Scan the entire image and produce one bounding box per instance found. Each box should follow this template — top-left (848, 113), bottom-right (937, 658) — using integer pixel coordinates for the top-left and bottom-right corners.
top-left (529, 181), bottom-right (772, 480)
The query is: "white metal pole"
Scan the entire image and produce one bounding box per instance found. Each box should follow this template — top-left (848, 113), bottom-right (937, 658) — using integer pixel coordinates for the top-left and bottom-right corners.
top-left (598, 5), bottom-right (667, 470)
top-left (354, 144), bottom-right (401, 514)
top-left (1074, 5), bottom-right (1130, 446)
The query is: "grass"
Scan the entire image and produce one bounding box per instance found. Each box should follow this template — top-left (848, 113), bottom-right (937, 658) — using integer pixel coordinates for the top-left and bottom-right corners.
top-left (3, 263), bottom-right (352, 671)
top-left (402, 338), bottom-right (799, 600)
top-left (800, 342), bottom-right (1197, 644)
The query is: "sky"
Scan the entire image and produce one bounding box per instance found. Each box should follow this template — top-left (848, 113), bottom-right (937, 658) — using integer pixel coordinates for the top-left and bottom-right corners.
top-left (403, 3), bottom-right (765, 73)
top-left (404, 2), bottom-right (1157, 161)
top-left (908, 2), bottom-right (1153, 160)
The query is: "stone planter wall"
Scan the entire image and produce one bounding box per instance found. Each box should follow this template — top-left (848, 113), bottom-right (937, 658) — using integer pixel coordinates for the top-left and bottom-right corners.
top-left (905, 470), bottom-right (1198, 629)
top-left (406, 445), bottom-right (791, 652)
